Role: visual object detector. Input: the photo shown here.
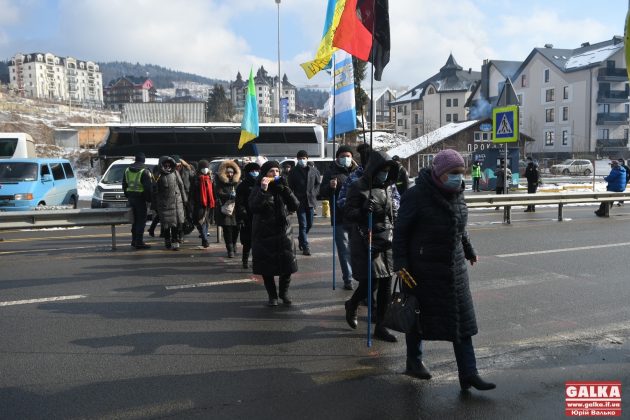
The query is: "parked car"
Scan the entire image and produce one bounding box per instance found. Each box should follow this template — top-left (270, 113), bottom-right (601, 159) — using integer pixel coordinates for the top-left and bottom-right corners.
top-left (91, 158), bottom-right (159, 208)
top-left (550, 159), bottom-right (594, 176)
top-left (0, 158), bottom-right (78, 211)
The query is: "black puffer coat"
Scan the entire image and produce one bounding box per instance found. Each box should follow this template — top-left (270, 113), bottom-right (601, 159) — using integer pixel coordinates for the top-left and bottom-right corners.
top-left (155, 156), bottom-right (188, 229)
top-left (344, 151), bottom-right (399, 280)
top-left (320, 159), bottom-right (359, 226)
top-left (213, 160), bottom-right (241, 226)
top-left (392, 168), bottom-right (478, 343)
top-left (249, 177), bottom-right (300, 276)
top-left (235, 173), bottom-right (257, 247)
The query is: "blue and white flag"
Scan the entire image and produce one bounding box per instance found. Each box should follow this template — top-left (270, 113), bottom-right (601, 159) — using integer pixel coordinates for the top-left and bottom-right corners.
top-left (328, 50), bottom-right (357, 140)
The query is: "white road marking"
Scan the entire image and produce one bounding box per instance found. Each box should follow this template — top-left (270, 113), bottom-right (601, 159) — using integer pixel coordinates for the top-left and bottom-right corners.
top-left (165, 279), bottom-right (256, 290)
top-left (0, 294), bottom-right (87, 307)
top-left (496, 242), bottom-right (630, 258)
top-left (0, 245), bottom-right (102, 255)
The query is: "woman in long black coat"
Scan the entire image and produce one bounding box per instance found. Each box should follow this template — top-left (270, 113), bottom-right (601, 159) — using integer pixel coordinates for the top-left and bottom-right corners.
top-left (155, 156), bottom-right (187, 250)
top-left (235, 162), bottom-right (261, 269)
top-left (249, 160), bottom-right (300, 307)
top-left (392, 149), bottom-right (495, 391)
top-left (214, 160), bottom-right (241, 258)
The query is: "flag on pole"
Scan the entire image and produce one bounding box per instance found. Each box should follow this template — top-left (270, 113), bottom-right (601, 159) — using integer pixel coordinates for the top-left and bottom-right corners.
top-left (300, 0), bottom-right (347, 79)
top-left (625, 7), bottom-right (630, 81)
top-left (328, 50), bottom-right (357, 140)
top-left (238, 68), bottom-right (259, 150)
top-left (332, 0), bottom-right (390, 81)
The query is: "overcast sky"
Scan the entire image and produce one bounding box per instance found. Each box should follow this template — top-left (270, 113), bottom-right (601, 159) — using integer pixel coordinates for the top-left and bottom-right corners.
top-left (0, 0), bottom-right (626, 92)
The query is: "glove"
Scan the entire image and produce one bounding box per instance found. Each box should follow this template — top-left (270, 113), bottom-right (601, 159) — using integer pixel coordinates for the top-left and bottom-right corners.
top-left (362, 198), bottom-right (377, 213)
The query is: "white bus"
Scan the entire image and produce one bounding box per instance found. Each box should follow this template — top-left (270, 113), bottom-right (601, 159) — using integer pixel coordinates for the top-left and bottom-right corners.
top-left (0, 133), bottom-right (36, 159)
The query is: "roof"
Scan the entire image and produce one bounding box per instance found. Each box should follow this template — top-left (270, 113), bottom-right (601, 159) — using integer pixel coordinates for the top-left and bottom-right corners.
top-left (491, 60), bottom-right (522, 79)
top-left (386, 120), bottom-right (480, 159)
top-left (389, 87), bottom-right (423, 105)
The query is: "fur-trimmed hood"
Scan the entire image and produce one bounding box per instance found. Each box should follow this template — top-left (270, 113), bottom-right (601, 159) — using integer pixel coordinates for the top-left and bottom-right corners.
top-left (216, 160), bottom-right (241, 184)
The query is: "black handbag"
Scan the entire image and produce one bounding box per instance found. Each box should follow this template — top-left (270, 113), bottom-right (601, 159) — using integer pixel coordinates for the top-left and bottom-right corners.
top-left (382, 276), bottom-right (420, 334)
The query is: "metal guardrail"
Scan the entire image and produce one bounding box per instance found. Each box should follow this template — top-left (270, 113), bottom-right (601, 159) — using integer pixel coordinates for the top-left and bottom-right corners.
top-left (465, 191), bottom-right (630, 223)
top-left (0, 208), bottom-right (132, 250)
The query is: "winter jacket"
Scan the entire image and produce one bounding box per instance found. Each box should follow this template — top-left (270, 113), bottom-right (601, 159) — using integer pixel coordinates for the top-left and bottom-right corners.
top-left (155, 156), bottom-right (188, 229)
top-left (189, 172), bottom-right (215, 225)
top-left (395, 164), bottom-right (410, 195)
top-left (524, 163), bottom-right (540, 186)
top-left (122, 162), bottom-right (153, 202)
top-left (287, 163), bottom-right (321, 208)
top-left (494, 167), bottom-right (512, 189)
top-left (393, 168), bottom-right (478, 343)
top-left (344, 151), bottom-right (399, 280)
top-left (605, 166), bottom-right (627, 192)
top-left (235, 172), bottom-right (258, 247)
top-left (213, 160), bottom-right (241, 226)
top-left (320, 159), bottom-right (359, 226)
top-left (337, 164), bottom-right (401, 213)
top-left (249, 176), bottom-right (300, 276)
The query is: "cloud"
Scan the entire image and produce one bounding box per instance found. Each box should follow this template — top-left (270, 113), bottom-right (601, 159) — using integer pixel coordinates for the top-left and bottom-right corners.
top-left (0, 0), bottom-right (21, 25)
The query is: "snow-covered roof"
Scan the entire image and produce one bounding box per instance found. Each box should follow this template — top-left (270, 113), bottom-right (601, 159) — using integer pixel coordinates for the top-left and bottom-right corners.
top-left (389, 87), bottom-right (423, 105)
top-left (386, 120), bottom-right (479, 159)
top-left (564, 43), bottom-right (623, 71)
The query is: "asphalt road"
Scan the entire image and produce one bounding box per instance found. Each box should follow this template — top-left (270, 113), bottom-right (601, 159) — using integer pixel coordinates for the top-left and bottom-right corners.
top-left (0, 202), bottom-right (628, 420)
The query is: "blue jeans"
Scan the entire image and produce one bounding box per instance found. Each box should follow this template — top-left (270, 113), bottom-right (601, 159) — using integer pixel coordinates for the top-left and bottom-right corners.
top-left (196, 221), bottom-right (208, 242)
top-left (297, 203), bottom-right (313, 249)
top-left (334, 225), bottom-right (352, 283)
top-left (406, 331), bottom-right (478, 377)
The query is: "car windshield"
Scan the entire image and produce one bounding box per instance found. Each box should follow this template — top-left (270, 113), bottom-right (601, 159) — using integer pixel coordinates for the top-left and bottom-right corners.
top-left (0, 162), bottom-right (38, 182)
top-left (101, 164), bottom-right (130, 184)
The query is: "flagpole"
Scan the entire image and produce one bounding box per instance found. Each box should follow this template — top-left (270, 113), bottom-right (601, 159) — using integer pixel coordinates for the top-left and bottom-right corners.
top-left (332, 52), bottom-right (337, 291)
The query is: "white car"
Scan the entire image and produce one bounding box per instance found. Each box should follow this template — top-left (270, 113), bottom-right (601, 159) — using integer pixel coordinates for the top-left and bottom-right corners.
top-left (550, 159), bottom-right (593, 176)
top-left (91, 158), bottom-right (159, 208)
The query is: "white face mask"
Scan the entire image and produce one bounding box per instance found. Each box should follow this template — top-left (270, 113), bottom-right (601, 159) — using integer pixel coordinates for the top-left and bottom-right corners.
top-left (297, 159), bottom-right (308, 167)
top-left (201, 168), bottom-right (209, 175)
top-left (338, 157), bottom-right (352, 168)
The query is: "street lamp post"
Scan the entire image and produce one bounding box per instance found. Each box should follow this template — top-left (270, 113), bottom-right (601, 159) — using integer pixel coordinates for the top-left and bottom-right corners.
top-left (276, 0), bottom-right (282, 122)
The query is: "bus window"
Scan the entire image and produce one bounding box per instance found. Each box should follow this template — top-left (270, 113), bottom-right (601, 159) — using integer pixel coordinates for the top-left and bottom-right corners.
top-left (0, 138), bottom-right (18, 158)
top-left (41, 163), bottom-right (51, 177)
top-left (50, 162), bottom-right (66, 180)
top-left (62, 162), bottom-right (75, 178)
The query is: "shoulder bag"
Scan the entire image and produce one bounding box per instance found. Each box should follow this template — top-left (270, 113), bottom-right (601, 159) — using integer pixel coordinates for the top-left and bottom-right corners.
top-left (382, 275), bottom-right (421, 334)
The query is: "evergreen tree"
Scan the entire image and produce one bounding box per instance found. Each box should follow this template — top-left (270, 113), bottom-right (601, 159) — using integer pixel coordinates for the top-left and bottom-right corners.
top-left (353, 57), bottom-right (369, 119)
top-left (206, 84), bottom-right (233, 122)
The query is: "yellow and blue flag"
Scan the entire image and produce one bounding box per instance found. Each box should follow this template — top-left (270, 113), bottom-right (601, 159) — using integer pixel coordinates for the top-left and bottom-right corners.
top-left (238, 68), bottom-right (259, 150)
top-left (300, 0), bottom-right (347, 79)
top-left (328, 50), bottom-right (357, 140)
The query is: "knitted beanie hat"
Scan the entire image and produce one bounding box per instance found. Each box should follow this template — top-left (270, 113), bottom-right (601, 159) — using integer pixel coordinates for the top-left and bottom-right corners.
top-left (432, 149), bottom-right (465, 177)
top-left (260, 160), bottom-right (281, 176)
top-left (335, 145), bottom-right (354, 157)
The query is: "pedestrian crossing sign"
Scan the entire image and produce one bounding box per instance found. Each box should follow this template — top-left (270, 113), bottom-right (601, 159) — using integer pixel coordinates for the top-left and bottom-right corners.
top-left (492, 105), bottom-right (519, 143)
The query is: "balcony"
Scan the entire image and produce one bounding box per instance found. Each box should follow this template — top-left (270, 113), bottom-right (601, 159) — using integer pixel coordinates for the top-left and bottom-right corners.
top-left (597, 67), bottom-right (628, 82)
top-left (597, 88), bottom-right (629, 103)
top-left (596, 138), bottom-right (629, 153)
top-left (596, 112), bottom-right (629, 125)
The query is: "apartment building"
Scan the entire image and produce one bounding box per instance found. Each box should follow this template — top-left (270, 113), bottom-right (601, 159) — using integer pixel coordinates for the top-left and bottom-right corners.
top-left (229, 67), bottom-right (296, 121)
top-left (365, 87), bottom-right (396, 130)
top-left (103, 76), bottom-right (157, 110)
top-left (8, 52), bottom-right (103, 106)
top-left (390, 54), bottom-right (480, 139)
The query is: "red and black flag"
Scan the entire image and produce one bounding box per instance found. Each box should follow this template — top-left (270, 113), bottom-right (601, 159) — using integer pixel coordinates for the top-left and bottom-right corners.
top-left (332, 0), bottom-right (390, 81)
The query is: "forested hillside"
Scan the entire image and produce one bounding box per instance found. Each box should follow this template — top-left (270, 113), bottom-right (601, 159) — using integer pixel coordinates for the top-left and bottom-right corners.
top-left (98, 61), bottom-right (224, 89)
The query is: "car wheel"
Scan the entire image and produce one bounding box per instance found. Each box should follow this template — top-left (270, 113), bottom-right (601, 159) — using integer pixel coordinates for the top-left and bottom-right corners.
top-left (69, 196), bottom-right (78, 209)
top-left (562, 169), bottom-right (570, 175)
top-left (583, 169), bottom-right (592, 176)
top-left (37, 201), bottom-right (46, 208)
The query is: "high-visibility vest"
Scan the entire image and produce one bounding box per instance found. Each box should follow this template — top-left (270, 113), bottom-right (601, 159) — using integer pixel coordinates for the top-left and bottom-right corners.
top-left (124, 168), bottom-right (145, 193)
top-left (472, 165), bottom-right (481, 178)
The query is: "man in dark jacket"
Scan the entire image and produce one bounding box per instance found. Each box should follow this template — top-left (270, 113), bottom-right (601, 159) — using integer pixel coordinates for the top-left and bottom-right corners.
top-left (288, 150), bottom-right (321, 255)
top-left (392, 155), bottom-right (410, 195)
top-left (122, 152), bottom-right (153, 249)
top-left (524, 157), bottom-right (540, 212)
top-left (616, 158), bottom-right (630, 206)
top-left (320, 145), bottom-right (358, 290)
top-left (596, 160), bottom-right (627, 217)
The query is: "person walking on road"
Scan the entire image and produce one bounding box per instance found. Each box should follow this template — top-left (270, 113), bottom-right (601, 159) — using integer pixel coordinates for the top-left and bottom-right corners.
top-left (595, 160), bottom-right (627, 217)
top-left (392, 149), bottom-right (496, 391)
top-left (343, 151), bottom-right (399, 343)
top-left (321, 145), bottom-right (358, 290)
top-left (471, 160), bottom-right (482, 192)
top-left (155, 156), bottom-right (188, 250)
top-left (214, 160), bottom-right (241, 258)
top-left (235, 162), bottom-right (261, 269)
top-left (249, 160), bottom-right (300, 306)
top-left (189, 160), bottom-right (215, 248)
top-left (493, 162), bottom-right (512, 210)
top-left (122, 152), bottom-right (153, 249)
top-left (288, 150), bottom-right (321, 256)
top-left (524, 157), bottom-right (541, 212)
top-left (392, 155), bottom-right (410, 195)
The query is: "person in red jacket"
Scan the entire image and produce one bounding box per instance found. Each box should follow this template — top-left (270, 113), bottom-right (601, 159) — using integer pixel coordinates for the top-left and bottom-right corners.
top-left (190, 160), bottom-right (215, 248)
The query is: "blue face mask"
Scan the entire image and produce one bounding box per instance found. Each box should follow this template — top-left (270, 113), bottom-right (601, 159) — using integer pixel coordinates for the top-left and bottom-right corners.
top-left (249, 171), bottom-right (259, 178)
top-left (376, 171), bottom-right (389, 183)
top-left (297, 159), bottom-right (308, 167)
top-left (338, 157), bottom-right (352, 168)
top-left (444, 173), bottom-right (463, 190)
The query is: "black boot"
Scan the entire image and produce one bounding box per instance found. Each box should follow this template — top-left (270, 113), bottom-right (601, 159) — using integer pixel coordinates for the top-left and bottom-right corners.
top-left (279, 275), bottom-right (292, 305)
top-left (263, 276), bottom-right (278, 306)
top-left (242, 249), bottom-right (250, 269)
top-left (374, 324), bottom-right (397, 342)
top-left (344, 300), bottom-right (358, 329)
top-left (226, 243), bottom-right (234, 258)
top-left (406, 359), bottom-right (432, 379)
top-left (459, 373), bottom-right (496, 391)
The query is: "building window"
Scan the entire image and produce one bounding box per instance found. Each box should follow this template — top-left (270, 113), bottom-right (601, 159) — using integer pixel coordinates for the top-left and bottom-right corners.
top-left (428, 87), bottom-right (435, 94)
top-left (474, 131), bottom-right (491, 142)
top-left (545, 88), bottom-right (555, 102)
top-left (544, 68), bottom-right (550, 83)
top-left (398, 105), bottom-right (403, 112)
top-left (446, 99), bottom-right (451, 107)
top-left (404, 120), bottom-right (408, 129)
top-left (545, 130), bottom-right (555, 146)
top-left (414, 114), bottom-right (418, 124)
top-left (404, 105), bottom-right (408, 115)
top-left (602, 129), bottom-right (609, 139)
top-left (545, 108), bottom-right (555, 122)
top-left (521, 74), bottom-right (528, 87)
top-left (397, 119), bottom-right (403, 127)
top-left (562, 130), bottom-right (569, 146)
top-left (414, 127), bottom-right (419, 137)
top-left (562, 106), bottom-right (568, 121)
top-left (453, 98), bottom-right (458, 107)
top-left (446, 114), bottom-right (452, 122)
top-left (563, 86), bottom-right (569, 100)
top-left (453, 113), bottom-right (459, 122)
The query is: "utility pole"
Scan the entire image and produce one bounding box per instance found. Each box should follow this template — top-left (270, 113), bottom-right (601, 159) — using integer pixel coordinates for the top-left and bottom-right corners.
top-left (276, 0), bottom-right (282, 122)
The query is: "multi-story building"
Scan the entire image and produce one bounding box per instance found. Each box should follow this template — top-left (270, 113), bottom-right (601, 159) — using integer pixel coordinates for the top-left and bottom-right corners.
top-left (390, 54), bottom-right (480, 139)
top-left (510, 36), bottom-right (629, 157)
top-left (365, 87), bottom-right (396, 130)
top-left (229, 66), bottom-right (296, 121)
top-left (8, 52), bottom-right (103, 106)
top-left (103, 76), bottom-right (157, 110)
